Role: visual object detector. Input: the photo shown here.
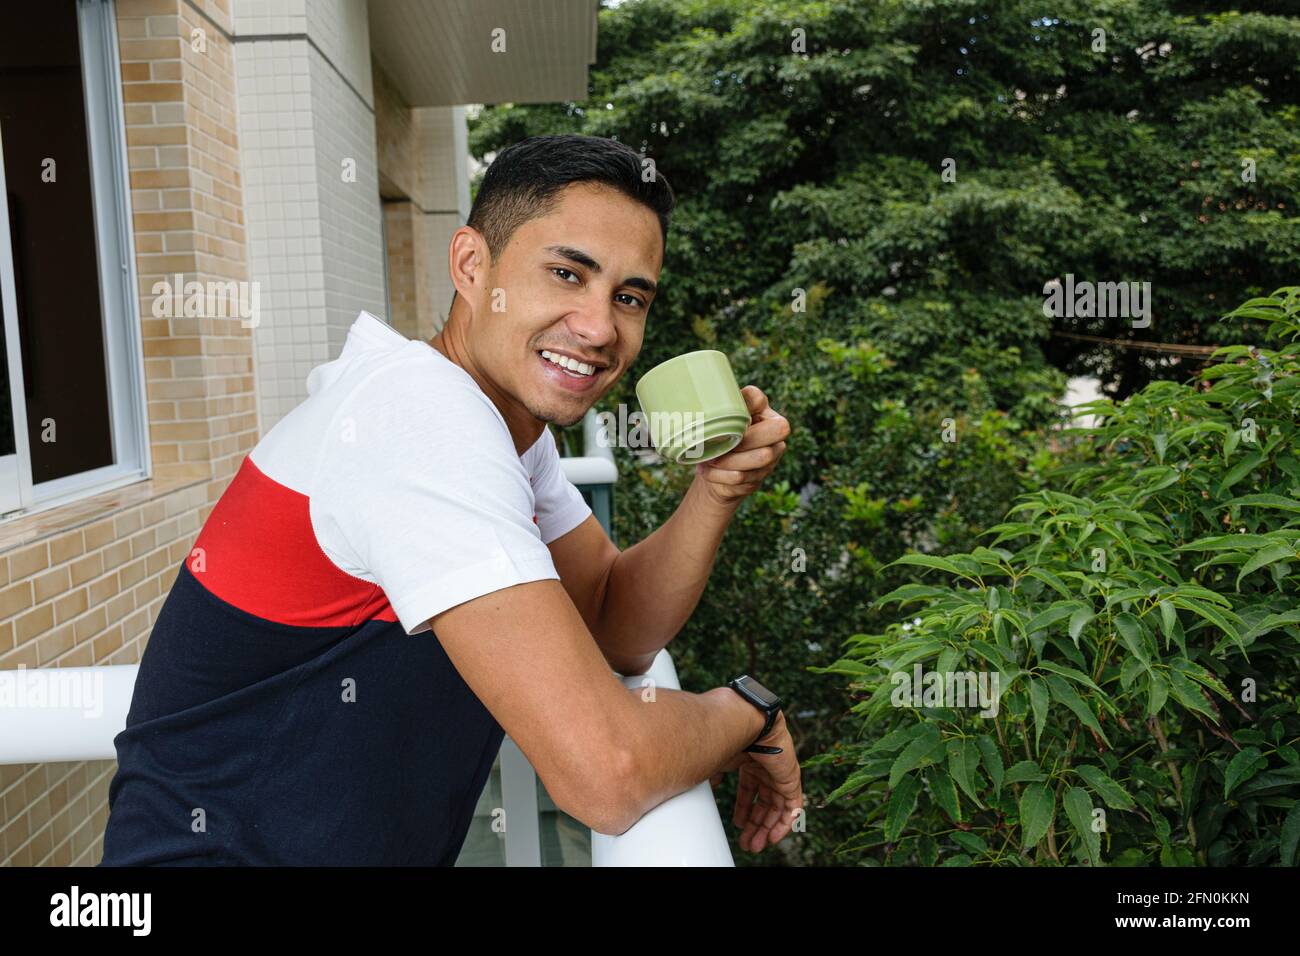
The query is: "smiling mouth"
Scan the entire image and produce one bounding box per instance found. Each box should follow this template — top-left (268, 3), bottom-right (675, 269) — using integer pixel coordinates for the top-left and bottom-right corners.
top-left (539, 349), bottom-right (603, 378)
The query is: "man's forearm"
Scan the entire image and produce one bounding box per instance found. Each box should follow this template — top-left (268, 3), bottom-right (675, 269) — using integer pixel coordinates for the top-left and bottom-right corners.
top-left (592, 477), bottom-right (738, 673)
top-left (616, 684), bottom-right (766, 826)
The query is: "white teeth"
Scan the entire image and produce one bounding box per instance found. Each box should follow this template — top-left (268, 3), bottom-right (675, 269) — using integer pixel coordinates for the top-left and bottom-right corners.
top-left (541, 350), bottom-right (595, 376)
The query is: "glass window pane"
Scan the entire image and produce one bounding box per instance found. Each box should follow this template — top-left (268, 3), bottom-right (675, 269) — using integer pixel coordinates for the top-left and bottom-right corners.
top-left (0, 0), bottom-right (114, 483)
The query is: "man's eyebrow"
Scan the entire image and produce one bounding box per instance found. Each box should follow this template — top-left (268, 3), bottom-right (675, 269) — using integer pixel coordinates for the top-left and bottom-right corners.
top-left (544, 244), bottom-right (658, 296)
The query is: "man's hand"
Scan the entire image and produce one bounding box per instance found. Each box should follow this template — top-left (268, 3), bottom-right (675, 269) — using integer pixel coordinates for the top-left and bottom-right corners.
top-left (693, 385), bottom-right (790, 509)
top-left (709, 712), bottom-right (803, 853)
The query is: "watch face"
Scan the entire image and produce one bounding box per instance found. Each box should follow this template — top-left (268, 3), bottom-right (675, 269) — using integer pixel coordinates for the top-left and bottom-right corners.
top-left (740, 676), bottom-right (779, 708)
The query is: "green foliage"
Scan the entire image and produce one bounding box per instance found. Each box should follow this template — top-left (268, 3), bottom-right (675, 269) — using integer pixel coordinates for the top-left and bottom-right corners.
top-left (470, 0), bottom-right (1300, 863)
top-left (819, 289), bottom-right (1300, 866)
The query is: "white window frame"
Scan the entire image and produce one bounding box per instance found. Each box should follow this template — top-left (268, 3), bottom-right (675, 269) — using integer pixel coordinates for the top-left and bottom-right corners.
top-left (0, 0), bottom-right (151, 521)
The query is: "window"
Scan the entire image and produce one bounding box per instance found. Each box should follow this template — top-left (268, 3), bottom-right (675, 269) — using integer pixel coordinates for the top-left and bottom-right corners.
top-left (0, 0), bottom-right (148, 519)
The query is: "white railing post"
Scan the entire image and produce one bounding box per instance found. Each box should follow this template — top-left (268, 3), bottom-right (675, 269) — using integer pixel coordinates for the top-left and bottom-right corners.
top-left (593, 649), bottom-right (735, 866)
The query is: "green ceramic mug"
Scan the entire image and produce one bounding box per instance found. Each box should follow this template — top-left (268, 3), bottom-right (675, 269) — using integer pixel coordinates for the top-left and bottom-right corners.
top-left (634, 349), bottom-right (750, 464)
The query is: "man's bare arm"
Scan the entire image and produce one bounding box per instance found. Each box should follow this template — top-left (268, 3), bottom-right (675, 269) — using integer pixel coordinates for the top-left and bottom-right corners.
top-left (429, 577), bottom-right (766, 833)
top-left (547, 482), bottom-right (737, 677)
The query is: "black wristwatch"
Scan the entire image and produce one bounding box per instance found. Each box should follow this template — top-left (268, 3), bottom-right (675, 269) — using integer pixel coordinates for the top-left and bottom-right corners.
top-left (728, 675), bottom-right (783, 754)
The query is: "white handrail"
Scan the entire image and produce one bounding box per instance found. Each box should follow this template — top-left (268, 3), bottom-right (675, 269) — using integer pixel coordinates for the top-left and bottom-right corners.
top-left (556, 409), bottom-right (617, 486)
top-left (1, 656), bottom-right (735, 866)
top-left (594, 649), bottom-right (735, 866)
top-left (0, 664), bottom-right (135, 763)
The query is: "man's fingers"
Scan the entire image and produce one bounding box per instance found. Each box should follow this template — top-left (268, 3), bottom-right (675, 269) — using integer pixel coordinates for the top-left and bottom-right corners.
top-left (733, 769), bottom-right (758, 828)
top-left (718, 417), bottom-right (789, 457)
top-left (700, 443), bottom-right (780, 474)
top-left (741, 384), bottom-right (769, 418)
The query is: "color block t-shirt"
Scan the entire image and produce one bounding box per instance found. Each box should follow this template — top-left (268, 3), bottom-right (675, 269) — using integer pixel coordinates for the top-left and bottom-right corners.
top-left (100, 310), bottom-right (592, 866)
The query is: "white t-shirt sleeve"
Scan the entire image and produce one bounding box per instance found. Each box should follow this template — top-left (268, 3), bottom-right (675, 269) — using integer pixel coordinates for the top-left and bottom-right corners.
top-left (526, 426), bottom-right (594, 545)
top-left (311, 363), bottom-right (561, 636)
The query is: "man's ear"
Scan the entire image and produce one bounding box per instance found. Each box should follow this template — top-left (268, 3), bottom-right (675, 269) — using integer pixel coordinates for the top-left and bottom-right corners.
top-left (448, 226), bottom-right (487, 302)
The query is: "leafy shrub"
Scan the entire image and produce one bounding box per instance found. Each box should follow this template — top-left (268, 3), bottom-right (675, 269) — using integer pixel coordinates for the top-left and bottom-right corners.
top-left (815, 288), bottom-right (1300, 866)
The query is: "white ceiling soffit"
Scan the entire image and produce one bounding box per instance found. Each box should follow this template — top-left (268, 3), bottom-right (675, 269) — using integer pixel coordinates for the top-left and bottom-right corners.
top-left (368, 0), bottom-right (598, 107)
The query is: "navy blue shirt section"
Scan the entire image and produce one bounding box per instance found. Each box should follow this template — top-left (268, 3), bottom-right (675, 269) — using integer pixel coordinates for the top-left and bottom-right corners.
top-left (100, 561), bottom-right (504, 866)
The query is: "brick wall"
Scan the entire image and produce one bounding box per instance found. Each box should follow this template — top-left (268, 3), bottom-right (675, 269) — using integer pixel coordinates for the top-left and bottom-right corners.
top-left (0, 0), bottom-right (255, 867)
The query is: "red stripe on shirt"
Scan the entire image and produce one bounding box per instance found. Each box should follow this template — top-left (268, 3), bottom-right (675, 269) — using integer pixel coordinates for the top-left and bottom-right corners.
top-left (186, 455), bottom-right (399, 627)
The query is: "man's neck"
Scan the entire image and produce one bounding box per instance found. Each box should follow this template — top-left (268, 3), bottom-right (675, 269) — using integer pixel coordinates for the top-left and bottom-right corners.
top-left (427, 319), bottom-right (543, 457)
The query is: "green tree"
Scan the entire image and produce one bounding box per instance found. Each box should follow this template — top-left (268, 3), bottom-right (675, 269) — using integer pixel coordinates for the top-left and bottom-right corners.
top-left (467, 0), bottom-right (1300, 863)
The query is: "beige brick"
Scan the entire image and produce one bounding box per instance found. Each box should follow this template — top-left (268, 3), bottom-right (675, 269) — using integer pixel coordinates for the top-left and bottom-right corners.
top-left (0, 580), bottom-right (34, 619)
top-left (119, 558), bottom-right (147, 591)
top-left (73, 607), bottom-right (108, 643)
top-left (35, 623), bottom-right (76, 665)
top-left (32, 566), bottom-right (71, 604)
top-left (114, 509), bottom-right (143, 538)
top-left (101, 541), bottom-right (131, 570)
top-left (88, 573), bottom-right (119, 606)
top-left (8, 543), bottom-right (50, 581)
top-left (49, 531), bottom-right (85, 566)
top-left (69, 553), bottom-right (104, 588)
top-left (93, 625), bottom-right (125, 661)
top-left (14, 604), bottom-right (54, 645)
top-left (53, 588), bottom-right (89, 624)
top-left (105, 591), bottom-right (135, 625)
top-left (63, 644), bottom-right (94, 667)
top-left (82, 520), bottom-right (116, 551)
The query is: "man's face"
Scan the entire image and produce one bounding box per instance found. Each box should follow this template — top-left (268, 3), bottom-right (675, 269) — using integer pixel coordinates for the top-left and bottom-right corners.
top-left (462, 182), bottom-right (663, 427)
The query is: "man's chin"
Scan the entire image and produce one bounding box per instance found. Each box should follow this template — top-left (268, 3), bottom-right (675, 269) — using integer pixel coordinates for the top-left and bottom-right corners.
top-left (529, 401), bottom-right (589, 429)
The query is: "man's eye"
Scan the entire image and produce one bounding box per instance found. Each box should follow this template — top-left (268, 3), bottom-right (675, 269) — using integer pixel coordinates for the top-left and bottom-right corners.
top-left (616, 294), bottom-right (646, 309)
top-left (551, 267), bottom-right (579, 283)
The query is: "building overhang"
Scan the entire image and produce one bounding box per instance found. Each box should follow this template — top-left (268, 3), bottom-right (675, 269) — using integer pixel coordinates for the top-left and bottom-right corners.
top-left (368, 0), bottom-right (597, 107)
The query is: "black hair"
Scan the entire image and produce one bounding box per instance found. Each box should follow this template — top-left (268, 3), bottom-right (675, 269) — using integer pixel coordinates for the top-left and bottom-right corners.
top-left (447, 134), bottom-right (675, 308)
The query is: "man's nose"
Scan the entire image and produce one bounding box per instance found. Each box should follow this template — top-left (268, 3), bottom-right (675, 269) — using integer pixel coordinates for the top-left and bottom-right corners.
top-left (564, 294), bottom-right (619, 350)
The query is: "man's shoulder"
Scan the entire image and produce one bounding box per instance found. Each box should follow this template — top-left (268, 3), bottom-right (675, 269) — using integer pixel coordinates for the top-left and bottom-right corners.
top-left (253, 343), bottom-right (512, 491)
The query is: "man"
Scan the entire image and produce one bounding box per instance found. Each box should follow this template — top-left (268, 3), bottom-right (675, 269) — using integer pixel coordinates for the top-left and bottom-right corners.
top-left (100, 133), bottom-right (800, 866)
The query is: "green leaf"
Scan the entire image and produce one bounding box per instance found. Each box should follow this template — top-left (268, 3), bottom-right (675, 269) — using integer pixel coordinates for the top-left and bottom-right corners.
top-left (977, 735), bottom-right (1004, 797)
top-left (1046, 675), bottom-right (1110, 747)
top-left (927, 766), bottom-right (963, 823)
top-left (885, 554), bottom-right (967, 578)
top-left (1236, 543), bottom-right (1295, 588)
top-left (1217, 451), bottom-right (1264, 495)
top-left (889, 725), bottom-right (944, 788)
top-left (1281, 802), bottom-right (1300, 866)
top-left (875, 584), bottom-right (950, 607)
top-left (1147, 672), bottom-right (1169, 716)
top-left (1159, 600), bottom-right (1177, 646)
top-left (946, 737), bottom-right (983, 806)
top-left (1114, 612), bottom-right (1152, 670)
top-left (950, 830), bottom-right (989, 857)
top-left (885, 774), bottom-right (922, 841)
top-left (1035, 660), bottom-right (1105, 694)
top-left (1242, 610), bottom-right (1300, 642)
top-left (1228, 493), bottom-right (1300, 514)
top-left (1026, 601), bottom-right (1087, 635)
top-left (1075, 764), bottom-right (1136, 810)
top-left (1167, 669), bottom-right (1218, 721)
top-left (1026, 567), bottom-right (1072, 598)
top-left (1171, 597), bottom-right (1245, 654)
top-left (1028, 678), bottom-right (1049, 753)
top-left (1068, 606), bottom-right (1095, 645)
top-left (1019, 782), bottom-right (1055, 851)
top-left (1063, 787), bottom-right (1102, 866)
top-left (1224, 747), bottom-right (1268, 799)
top-left (1005, 760), bottom-right (1047, 784)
